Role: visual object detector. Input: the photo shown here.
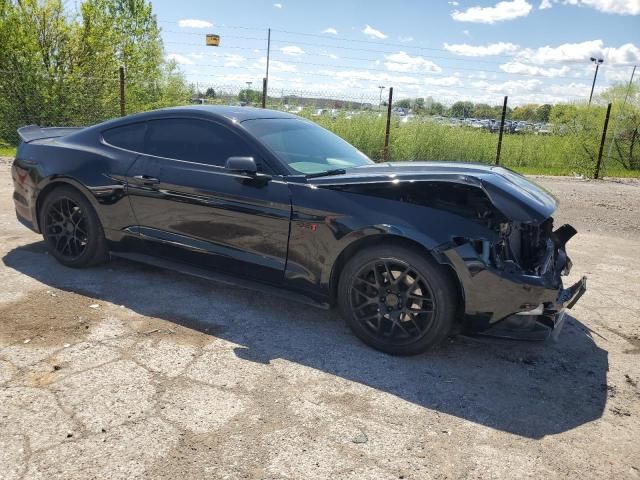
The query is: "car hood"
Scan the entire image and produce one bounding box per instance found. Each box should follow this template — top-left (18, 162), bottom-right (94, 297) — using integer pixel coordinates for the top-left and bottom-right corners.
top-left (308, 161), bottom-right (558, 223)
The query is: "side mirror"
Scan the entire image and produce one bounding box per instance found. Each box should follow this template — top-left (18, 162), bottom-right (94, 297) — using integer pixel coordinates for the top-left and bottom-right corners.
top-left (225, 156), bottom-right (257, 175)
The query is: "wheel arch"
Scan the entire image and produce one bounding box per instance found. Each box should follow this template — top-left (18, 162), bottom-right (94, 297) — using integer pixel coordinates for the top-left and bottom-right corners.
top-left (35, 177), bottom-right (103, 232)
top-left (327, 233), bottom-right (465, 317)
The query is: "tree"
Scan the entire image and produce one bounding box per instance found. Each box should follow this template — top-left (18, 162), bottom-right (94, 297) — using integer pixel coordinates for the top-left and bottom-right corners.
top-left (472, 103), bottom-right (494, 119)
top-left (449, 101), bottom-right (474, 118)
top-left (205, 87), bottom-right (216, 98)
top-left (537, 104), bottom-right (552, 122)
top-left (426, 101), bottom-right (445, 116)
top-left (238, 89), bottom-right (262, 104)
top-left (394, 99), bottom-right (411, 109)
top-left (599, 83), bottom-right (640, 170)
top-left (0, 0), bottom-right (190, 144)
top-left (550, 102), bottom-right (613, 176)
top-left (512, 104), bottom-right (539, 121)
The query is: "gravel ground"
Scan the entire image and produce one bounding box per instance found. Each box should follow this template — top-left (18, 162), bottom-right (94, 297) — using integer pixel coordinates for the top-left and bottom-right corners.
top-left (1, 157), bottom-right (639, 480)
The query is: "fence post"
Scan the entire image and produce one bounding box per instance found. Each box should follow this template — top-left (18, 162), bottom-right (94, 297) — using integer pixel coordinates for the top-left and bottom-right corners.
top-left (495, 95), bottom-right (508, 165)
top-left (383, 87), bottom-right (393, 161)
top-left (262, 77), bottom-right (267, 108)
top-left (594, 102), bottom-right (612, 179)
top-left (119, 66), bottom-right (125, 116)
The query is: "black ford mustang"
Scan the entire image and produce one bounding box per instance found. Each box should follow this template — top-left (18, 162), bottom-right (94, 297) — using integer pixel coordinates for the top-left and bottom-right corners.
top-left (12, 106), bottom-right (586, 355)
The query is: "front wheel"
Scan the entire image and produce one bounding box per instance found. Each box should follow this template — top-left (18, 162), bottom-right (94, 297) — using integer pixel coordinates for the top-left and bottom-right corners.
top-left (338, 244), bottom-right (458, 355)
top-left (39, 186), bottom-right (109, 268)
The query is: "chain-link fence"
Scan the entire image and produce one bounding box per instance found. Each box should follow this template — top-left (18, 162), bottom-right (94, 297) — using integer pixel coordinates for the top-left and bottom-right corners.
top-left (1, 69), bottom-right (638, 178)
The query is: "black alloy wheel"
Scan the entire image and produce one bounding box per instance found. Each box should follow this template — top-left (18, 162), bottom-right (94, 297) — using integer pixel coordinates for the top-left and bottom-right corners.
top-left (349, 259), bottom-right (436, 343)
top-left (44, 197), bottom-right (89, 260)
top-left (338, 244), bottom-right (457, 355)
top-left (40, 186), bottom-right (108, 268)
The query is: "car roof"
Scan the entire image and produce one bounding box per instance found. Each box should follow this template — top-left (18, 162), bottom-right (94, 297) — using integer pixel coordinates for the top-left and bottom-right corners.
top-left (113, 105), bottom-right (298, 125)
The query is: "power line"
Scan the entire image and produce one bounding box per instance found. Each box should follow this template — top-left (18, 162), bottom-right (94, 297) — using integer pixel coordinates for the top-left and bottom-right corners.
top-left (158, 21), bottom-right (637, 70)
top-left (163, 37), bottom-right (636, 75)
top-left (267, 56), bottom-right (579, 81)
top-left (160, 44), bottom-right (604, 82)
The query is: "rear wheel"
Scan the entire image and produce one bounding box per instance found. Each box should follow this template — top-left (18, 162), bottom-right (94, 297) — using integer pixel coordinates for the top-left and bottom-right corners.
top-left (40, 186), bottom-right (108, 268)
top-left (338, 244), bottom-right (457, 355)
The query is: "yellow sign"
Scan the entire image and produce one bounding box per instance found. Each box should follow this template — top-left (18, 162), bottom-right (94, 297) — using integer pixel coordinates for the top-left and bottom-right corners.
top-left (205, 34), bottom-right (220, 46)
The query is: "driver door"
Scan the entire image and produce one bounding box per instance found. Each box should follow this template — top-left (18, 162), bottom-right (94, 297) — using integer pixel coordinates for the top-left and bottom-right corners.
top-left (125, 117), bottom-right (292, 284)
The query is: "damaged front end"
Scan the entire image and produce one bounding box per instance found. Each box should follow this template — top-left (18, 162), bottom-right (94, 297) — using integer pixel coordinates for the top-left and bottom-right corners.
top-left (440, 217), bottom-right (586, 340)
top-left (316, 163), bottom-right (586, 340)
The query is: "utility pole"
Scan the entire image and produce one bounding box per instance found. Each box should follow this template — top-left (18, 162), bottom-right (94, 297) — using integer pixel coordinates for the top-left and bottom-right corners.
top-left (262, 77), bottom-right (267, 108)
top-left (589, 57), bottom-right (604, 105)
top-left (265, 28), bottom-right (271, 99)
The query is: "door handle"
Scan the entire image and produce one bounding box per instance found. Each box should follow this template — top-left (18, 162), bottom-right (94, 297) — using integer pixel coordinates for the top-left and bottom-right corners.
top-left (133, 175), bottom-right (160, 187)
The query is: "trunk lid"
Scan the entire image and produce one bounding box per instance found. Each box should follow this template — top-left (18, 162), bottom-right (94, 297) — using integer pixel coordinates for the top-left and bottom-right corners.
top-left (17, 125), bottom-right (83, 144)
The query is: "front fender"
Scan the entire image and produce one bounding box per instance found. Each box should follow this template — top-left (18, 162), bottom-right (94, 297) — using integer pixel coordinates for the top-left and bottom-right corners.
top-left (320, 223), bottom-right (442, 286)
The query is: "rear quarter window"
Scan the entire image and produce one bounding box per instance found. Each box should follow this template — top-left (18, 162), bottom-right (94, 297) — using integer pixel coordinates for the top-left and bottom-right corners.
top-left (102, 122), bottom-right (146, 152)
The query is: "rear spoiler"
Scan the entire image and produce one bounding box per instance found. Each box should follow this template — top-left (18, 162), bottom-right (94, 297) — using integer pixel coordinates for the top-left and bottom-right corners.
top-left (17, 125), bottom-right (83, 144)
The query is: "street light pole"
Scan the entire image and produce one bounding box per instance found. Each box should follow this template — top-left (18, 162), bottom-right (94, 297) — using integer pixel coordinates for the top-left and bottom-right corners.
top-left (589, 57), bottom-right (604, 105)
top-left (378, 85), bottom-right (385, 112)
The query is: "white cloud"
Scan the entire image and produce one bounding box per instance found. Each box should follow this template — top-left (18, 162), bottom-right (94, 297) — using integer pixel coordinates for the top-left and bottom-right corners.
top-left (321, 52), bottom-right (339, 59)
top-left (362, 24), bottom-right (388, 39)
top-left (541, 0), bottom-right (640, 14)
top-left (280, 45), bottom-right (305, 56)
top-left (451, 0), bottom-right (533, 23)
top-left (384, 51), bottom-right (442, 73)
top-left (444, 42), bottom-right (520, 56)
top-left (165, 53), bottom-right (194, 65)
top-left (467, 71), bottom-right (491, 79)
top-left (320, 69), bottom-right (422, 86)
top-left (255, 57), bottom-right (297, 72)
top-left (463, 29), bottom-right (471, 36)
top-left (188, 53), bottom-right (205, 60)
top-left (322, 27), bottom-right (338, 35)
top-left (517, 40), bottom-right (640, 65)
top-left (223, 54), bottom-right (246, 67)
top-left (424, 76), bottom-right (463, 87)
top-left (546, 82), bottom-right (593, 96)
top-left (273, 3), bottom-right (283, 8)
top-left (472, 78), bottom-right (543, 93)
top-left (500, 61), bottom-right (571, 77)
top-left (178, 19), bottom-right (213, 29)
top-left (604, 67), bottom-right (636, 83)
top-left (448, 1), bottom-right (460, 4)
top-left (398, 36), bottom-right (414, 42)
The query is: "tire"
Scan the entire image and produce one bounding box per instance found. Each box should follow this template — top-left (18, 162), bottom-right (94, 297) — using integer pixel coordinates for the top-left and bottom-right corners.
top-left (338, 244), bottom-right (457, 356)
top-left (39, 185), bottom-right (109, 268)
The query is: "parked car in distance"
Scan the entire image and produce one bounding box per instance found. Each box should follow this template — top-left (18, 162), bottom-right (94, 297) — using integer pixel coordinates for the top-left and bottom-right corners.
top-left (12, 106), bottom-right (586, 355)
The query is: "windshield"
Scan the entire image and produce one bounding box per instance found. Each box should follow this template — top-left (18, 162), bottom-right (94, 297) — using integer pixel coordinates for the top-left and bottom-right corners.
top-left (242, 118), bottom-right (373, 175)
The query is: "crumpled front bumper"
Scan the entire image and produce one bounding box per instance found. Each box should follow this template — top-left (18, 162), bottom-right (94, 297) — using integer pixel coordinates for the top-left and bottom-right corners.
top-left (439, 227), bottom-right (587, 340)
top-left (479, 276), bottom-right (586, 340)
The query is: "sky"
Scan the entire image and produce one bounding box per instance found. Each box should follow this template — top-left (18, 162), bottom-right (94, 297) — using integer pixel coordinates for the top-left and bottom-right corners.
top-left (152, 0), bottom-right (640, 105)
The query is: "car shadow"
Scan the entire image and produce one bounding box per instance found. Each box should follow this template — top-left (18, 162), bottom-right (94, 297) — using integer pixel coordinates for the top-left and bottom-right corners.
top-left (3, 242), bottom-right (608, 439)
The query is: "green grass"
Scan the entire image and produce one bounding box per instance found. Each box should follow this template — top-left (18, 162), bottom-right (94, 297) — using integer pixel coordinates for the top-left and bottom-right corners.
top-left (0, 145), bottom-right (16, 157)
top-left (1, 115), bottom-right (637, 178)
top-left (305, 114), bottom-right (640, 178)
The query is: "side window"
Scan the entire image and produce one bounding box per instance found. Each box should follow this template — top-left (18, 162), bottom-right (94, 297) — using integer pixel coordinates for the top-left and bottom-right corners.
top-left (102, 123), bottom-right (146, 152)
top-left (143, 118), bottom-right (256, 168)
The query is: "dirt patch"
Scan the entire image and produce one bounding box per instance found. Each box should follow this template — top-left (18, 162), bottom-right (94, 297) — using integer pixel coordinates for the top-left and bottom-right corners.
top-left (0, 290), bottom-right (104, 347)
